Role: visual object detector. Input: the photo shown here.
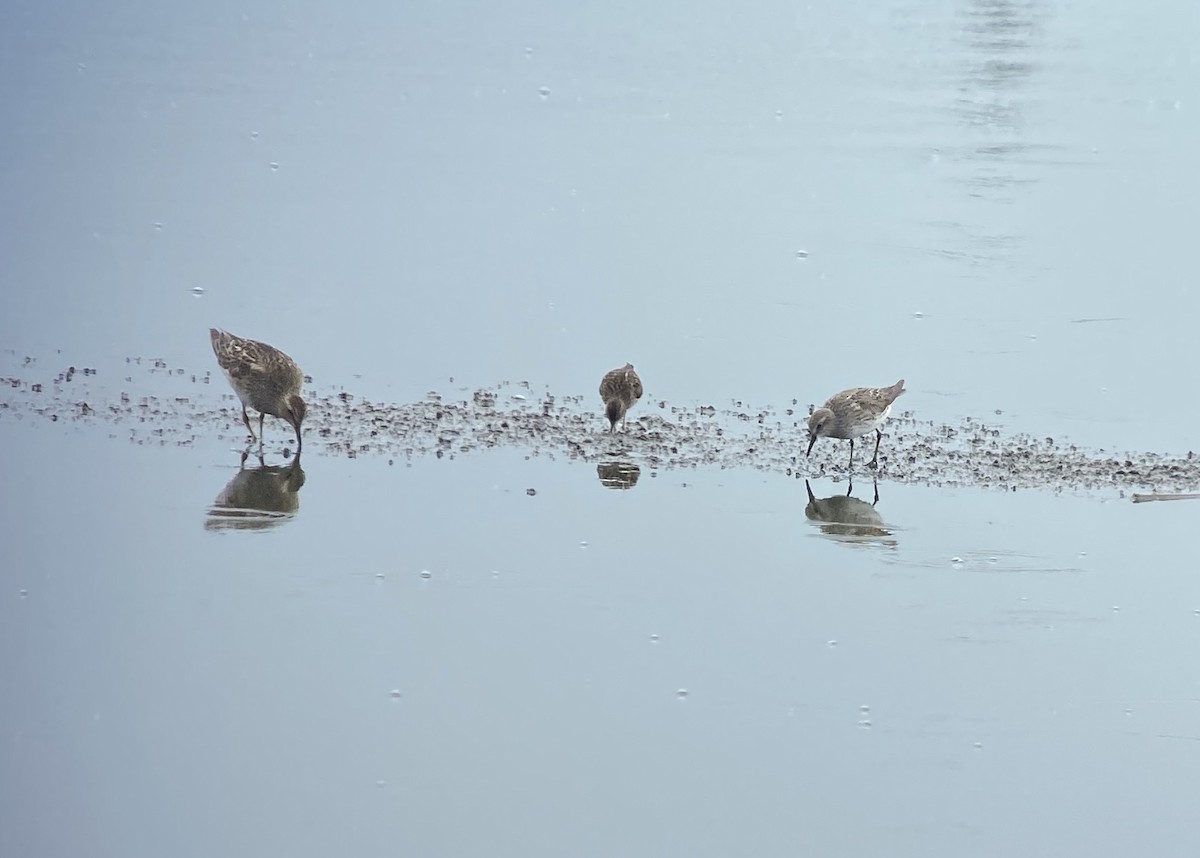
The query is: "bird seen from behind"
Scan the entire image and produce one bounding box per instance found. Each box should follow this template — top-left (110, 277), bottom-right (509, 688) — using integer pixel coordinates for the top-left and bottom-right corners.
top-left (599, 363), bottom-right (643, 433)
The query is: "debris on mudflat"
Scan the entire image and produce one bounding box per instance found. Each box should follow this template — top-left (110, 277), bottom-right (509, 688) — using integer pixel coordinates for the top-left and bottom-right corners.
top-left (4, 356), bottom-right (1200, 494)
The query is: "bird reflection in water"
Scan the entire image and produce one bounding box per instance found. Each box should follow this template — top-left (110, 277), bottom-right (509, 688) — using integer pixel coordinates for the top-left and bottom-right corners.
top-left (597, 461), bottom-right (641, 490)
top-left (804, 479), bottom-right (896, 547)
top-left (205, 454), bottom-right (306, 531)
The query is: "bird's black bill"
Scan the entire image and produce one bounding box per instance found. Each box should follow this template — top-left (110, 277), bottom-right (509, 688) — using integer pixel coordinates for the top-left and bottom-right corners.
top-left (805, 434), bottom-right (817, 457)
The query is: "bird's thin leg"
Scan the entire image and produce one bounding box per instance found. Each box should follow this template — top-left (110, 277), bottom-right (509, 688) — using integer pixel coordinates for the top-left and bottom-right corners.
top-left (241, 406), bottom-right (256, 443)
top-left (847, 438), bottom-right (855, 473)
top-left (867, 428), bottom-right (883, 470)
top-left (294, 427), bottom-right (302, 455)
top-left (846, 477), bottom-right (854, 497)
top-left (872, 478), bottom-right (879, 506)
top-left (258, 412), bottom-right (265, 447)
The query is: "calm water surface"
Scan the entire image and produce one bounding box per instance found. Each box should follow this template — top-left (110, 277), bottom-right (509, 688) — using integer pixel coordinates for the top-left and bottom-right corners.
top-left (3, 1), bottom-right (1200, 856)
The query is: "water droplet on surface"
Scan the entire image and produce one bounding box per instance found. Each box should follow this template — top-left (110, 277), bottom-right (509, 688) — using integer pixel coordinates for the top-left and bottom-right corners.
top-left (951, 556), bottom-right (964, 564)
top-left (375, 573), bottom-right (384, 580)
top-left (1112, 606), bottom-right (1120, 612)
top-left (524, 46), bottom-right (534, 57)
top-left (912, 310), bottom-right (924, 318)
top-left (269, 162), bottom-right (280, 170)
top-left (153, 222), bottom-right (163, 230)
top-left (18, 589), bottom-right (28, 598)
top-left (579, 540), bottom-right (588, 548)
top-left (389, 689), bottom-right (402, 698)
top-left (973, 741), bottom-right (983, 750)
top-left (419, 569), bottom-right (431, 579)
top-left (827, 639), bottom-right (838, 647)
top-left (859, 704), bottom-right (870, 713)
top-left (795, 249), bottom-right (809, 258)
top-left (775, 109), bottom-right (784, 119)
top-left (649, 633), bottom-right (660, 643)
top-left (676, 688), bottom-right (689, 699)
top-left (538, 86), bottom-right (551, 99)
top-left (250, 130), bottom-right (259, 139)
top-left (190, 286), bottom-right (205, 297)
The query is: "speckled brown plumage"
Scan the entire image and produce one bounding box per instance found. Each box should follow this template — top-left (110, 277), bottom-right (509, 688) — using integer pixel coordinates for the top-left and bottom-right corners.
top-left (210, 328), bottom-right (307, 453)
top-left (599, 363), bottom-right (643, 433)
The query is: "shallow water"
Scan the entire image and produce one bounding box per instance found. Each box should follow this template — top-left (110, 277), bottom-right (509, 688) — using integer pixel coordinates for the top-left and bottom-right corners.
top-left (4, 0), bottom-right (1200, 856)
top-left (3, 415), bottom-right (1199, 856)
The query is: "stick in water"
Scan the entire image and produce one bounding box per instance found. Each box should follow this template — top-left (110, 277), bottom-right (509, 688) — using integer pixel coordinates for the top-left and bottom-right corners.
top-left (1131, 493), bottom-right (1200, 503)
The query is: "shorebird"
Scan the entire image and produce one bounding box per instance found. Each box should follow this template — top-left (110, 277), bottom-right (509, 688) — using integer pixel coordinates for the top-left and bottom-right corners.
top-left (599, 363), bottom-right (643, 432)
top-left (806, 379), bottom-right (905, 471)
top-left (209, 328), bottom-right (307, 453)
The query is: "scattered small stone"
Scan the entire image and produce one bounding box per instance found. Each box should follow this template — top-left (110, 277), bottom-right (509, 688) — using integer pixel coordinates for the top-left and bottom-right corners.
top-left (5, 354), bottom-right (1200, 494)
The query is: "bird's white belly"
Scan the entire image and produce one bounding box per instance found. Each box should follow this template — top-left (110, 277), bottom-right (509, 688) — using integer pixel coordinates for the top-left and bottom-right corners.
top-left (849, 403), bottom-right (891, 438)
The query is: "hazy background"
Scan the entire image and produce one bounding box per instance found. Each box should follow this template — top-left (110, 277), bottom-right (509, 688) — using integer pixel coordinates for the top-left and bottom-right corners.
top-left (4, 1), bottom-right (1200, 856)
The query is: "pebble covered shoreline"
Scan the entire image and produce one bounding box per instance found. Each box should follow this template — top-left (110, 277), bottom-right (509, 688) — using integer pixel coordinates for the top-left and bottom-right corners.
top-left (2, 354), bottom-right (1198, 496)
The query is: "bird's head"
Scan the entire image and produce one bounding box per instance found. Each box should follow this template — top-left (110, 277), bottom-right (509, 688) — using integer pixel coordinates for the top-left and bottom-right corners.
top-left (286, 394), bottom-right (307, 452)
top-left (605, 399), bottom-right (622, 431)
top-left (806, 408), bottom-right (832, 456)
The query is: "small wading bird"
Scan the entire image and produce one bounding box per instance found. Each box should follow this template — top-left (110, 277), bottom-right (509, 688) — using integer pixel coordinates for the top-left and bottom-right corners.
top-left (807, 379), bottom-right (905, 471)
top-left (209, 328), bottom-right (307, 453)
top-left (599, 363), bottom-right (643, 432)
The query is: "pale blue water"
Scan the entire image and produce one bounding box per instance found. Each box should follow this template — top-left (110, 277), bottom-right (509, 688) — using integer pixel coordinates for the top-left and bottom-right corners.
top-left (4, 1), bottom-right (1200, 856)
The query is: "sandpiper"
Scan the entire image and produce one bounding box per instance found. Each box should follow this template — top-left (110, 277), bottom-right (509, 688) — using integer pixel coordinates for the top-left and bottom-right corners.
top-left (599, 363), bottom-right (643, 432)
top-left (209, 328), bottom-right (307, 453)
top-left (806, 379), bottom-right (905, 471)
